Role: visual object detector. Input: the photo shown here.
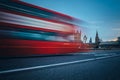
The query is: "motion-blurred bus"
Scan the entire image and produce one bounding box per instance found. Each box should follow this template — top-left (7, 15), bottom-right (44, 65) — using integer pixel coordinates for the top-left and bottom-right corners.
top-left (0, 0), bottom-right (88, 57)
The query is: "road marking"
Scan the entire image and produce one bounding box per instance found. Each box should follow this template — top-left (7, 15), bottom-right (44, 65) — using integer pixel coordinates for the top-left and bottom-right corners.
top-left (0, 54), bottom-right (120, 74)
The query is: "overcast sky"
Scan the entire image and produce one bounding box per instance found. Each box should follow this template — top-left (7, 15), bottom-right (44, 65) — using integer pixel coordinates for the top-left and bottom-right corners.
top-left (22, 0), bottom-right (120, 42)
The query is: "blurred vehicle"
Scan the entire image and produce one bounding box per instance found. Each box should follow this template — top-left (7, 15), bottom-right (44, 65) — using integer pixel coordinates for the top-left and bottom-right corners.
top-left (0, 0), bottom-right (88, 57)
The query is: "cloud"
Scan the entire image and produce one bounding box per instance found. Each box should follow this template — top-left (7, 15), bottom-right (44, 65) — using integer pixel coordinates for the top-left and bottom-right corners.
top-left (108, 38), bottom-right (118, 41)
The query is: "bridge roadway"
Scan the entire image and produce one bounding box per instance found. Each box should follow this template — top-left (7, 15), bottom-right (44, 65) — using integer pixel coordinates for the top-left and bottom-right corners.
top-left (0, 50), bottom-right (120, 80)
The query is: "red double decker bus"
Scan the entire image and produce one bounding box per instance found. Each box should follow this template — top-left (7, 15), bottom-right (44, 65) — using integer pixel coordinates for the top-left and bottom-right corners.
top-left (0, 0), bottom-right (88, 57)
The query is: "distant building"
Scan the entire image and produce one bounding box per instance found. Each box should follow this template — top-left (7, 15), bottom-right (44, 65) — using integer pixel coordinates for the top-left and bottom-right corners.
top-left (118, 37), bottom-right (120, 42)
top-left (74, 30), bottom-right (81, 42)
top-left (89, 37), bottom-right (92, 44)
top-left (99, 37), bottom-right (120, 49)
top-left (95, 31), bottom-right (100, 48)
top-left (88, 31), bottom-right (101, 48)
top-left (88, 31), bottom-right (120, 49)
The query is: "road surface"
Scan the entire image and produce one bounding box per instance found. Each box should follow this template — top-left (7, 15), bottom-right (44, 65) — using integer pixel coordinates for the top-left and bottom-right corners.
top-left (0, 50), bottom-right (120, 80)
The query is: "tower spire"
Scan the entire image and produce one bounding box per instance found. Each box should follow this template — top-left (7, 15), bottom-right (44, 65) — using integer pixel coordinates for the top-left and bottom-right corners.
top-left (89, 37), bottom-right (92, 44)
top-left (95, 30), bottom-right (100, 48)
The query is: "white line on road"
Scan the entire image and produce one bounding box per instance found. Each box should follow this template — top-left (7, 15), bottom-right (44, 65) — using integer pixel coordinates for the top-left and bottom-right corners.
top-left (0, 54), bottom-right (120, 74)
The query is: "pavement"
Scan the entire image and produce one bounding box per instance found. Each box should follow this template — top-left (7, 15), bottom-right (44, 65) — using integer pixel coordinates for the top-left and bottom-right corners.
top-left (0, 50), bottom-right (120, 80)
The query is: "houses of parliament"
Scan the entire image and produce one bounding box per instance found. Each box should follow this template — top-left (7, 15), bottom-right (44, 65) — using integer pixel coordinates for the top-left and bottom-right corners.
top-left (88, 31), bottom-right (120, 49)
